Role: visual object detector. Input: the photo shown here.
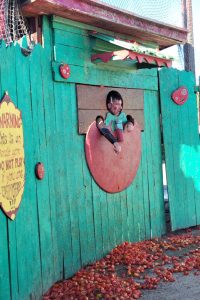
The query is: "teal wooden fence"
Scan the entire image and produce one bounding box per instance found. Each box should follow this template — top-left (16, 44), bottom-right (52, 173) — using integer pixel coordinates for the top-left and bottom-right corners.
top-left (0, 16), bottom-right (166, 300)
top-left (159, 68), bottom-right (200, 231)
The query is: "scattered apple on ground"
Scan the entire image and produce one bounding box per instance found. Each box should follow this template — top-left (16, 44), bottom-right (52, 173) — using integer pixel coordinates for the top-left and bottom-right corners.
top-left (43, 228), bottom-right (200, 300)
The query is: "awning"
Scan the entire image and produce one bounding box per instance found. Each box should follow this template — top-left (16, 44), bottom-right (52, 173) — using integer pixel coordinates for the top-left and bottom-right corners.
top-left (91, 50), bottom-right (172, 67)
top-left (90, 32), bottom-right (173, 68)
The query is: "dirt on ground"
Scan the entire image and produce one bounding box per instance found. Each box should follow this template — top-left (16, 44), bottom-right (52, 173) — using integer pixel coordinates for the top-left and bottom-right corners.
top-left (43, 227), bottom-right (200, 300)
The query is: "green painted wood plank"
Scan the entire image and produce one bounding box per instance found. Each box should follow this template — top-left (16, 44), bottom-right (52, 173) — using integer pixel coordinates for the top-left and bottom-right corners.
top-left (120, 190), bottom-right (129, 241)
top-left (52, 62), bottom-right (158, 90)
top-left (62, 83), bottom-right (82, 274)
top-left (143, 90), bottom-right (157, 237)
top-left (52, 18), bottom-right (89, 36)
top-left (72, 130), bottom-right (90, 267)
top-left (159, 68), bottom-right (198, 231)
top-left (53, 79), bottom-right (74, 278)
top-left (163, 69), bottom-right (188, 230)
top-left (92, 38), bottom-right (123, 53)
top-left (14, 44), bottom-right (43, 300)
top-left (99, 189), bottom-right (110, 255)
top-left (154, 115), bottom-right (166, 234)
top-left (107, 192), bottom-right (117, 249)
top-left (0, 43), bottom-right (19, 300)
top-left (110, 193), bottom-right (118, 247)
top-left (186, 77), bottom-right (200, 224)
top-left (159, 69), bottom-right (178, 230)
top-left (169, 72), bottom-right (186, 229)
top-left (140, 133), bottom-right (151, 239)
top-left (136, 67), bottom-right (158, 77)
top-left (126, 182), bottom-right (136, 242)
top-left (178, 71), bottom-right (198, 226)
top-left (143, 90), bottom-right (165, 237)
top-left (177, 71), bottom-right (194, 227)
top-left (53, 82), bottom-right (74, 278)
top-left (149, 89), bottom-right (165, 235)
top-left (55, 45), bottom-right (90, 67)
top-left (68, 84), bottom-right (89, 269)
top-left (134, 164), bottom-right (147, 241)
top-left (29, 43), bottom-right (55, 292)
top-left (148, 90), bottom-right (166, 235)
top-left (0, 45), bottom-right (12, 300)
top-left (54, 29), bottom-right (90, 49)
top-left (92, 181), bottom-right (104, 260)
top-left (81, 151), bottom-right (96, 264)
top-left (128, 176), bottom-right (139, 241)
top-left (114, 192), bottom-right (123, 246)
top-left (40, 16), bottom-right (62, 287)
top-left (0, 42), bottom-right (44, 300)
top-left (130, 163), bottom-right (145, 241)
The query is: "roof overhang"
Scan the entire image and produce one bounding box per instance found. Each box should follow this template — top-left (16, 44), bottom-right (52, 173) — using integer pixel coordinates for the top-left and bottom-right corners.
top-left (21, 0), bottom-right (188, 49)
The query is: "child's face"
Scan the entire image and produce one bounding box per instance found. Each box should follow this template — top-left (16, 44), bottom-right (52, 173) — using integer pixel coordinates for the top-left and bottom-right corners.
top-left (108, 99), bottom-right (122, 116)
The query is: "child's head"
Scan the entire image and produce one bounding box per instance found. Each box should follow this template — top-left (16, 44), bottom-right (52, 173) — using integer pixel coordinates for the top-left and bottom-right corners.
top-left (106, 90), bottom-right (123, 116)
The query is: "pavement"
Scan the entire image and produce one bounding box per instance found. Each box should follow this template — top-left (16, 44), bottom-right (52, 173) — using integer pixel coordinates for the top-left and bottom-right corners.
top-left (141, 272), bottom-right (200, 300)
top-left (141, 228), bottom-right (200, 300)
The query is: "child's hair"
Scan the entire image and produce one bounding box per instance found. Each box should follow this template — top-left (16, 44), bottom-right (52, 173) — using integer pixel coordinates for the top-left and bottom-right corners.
top-left (106, 90), bottom-right (123, 110)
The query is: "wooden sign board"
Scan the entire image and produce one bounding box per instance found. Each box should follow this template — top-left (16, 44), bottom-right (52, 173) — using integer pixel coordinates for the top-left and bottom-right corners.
top-left (0, 93), bottom-right (25, 220)
top-left (76, 84), bottom-right (144, 134)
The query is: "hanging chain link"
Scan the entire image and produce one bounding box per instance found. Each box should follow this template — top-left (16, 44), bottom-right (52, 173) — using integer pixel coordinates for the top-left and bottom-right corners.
top-left (0, 0), bottom-right (29, 45)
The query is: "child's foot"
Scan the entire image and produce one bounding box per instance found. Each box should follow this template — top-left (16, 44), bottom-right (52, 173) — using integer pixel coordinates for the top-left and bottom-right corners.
top-left (96, 116), bottom-right (104, 129)
top-left (113, 142), bottom-right (121, 154)
top-left (127, 115), bottom-right (134, 125)
top-left (126, 122), bottom-right (134, 132)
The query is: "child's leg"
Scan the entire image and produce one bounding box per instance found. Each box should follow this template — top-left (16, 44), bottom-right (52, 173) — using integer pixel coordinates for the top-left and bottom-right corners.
top-left (96, 116), bottom-right (121, 152)
top-left (97, 126), bottom-right (118, 144)
top-left (115, 128), bottom-right (124, 142)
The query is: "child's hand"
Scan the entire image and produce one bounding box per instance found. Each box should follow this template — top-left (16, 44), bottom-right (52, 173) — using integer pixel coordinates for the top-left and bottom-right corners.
top-left (126, 122), bottom-right (134, 132)
top-left (113, 142), bottom-right (121, 154)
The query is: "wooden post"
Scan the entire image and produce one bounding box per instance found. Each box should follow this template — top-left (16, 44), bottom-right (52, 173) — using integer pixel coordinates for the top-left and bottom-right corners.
top-left (182, 0), bottom-right (196, 74)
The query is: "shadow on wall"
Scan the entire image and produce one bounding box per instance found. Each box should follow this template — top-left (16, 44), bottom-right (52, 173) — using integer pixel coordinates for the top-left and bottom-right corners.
top-left (180, 144), bottom-right (200, 192)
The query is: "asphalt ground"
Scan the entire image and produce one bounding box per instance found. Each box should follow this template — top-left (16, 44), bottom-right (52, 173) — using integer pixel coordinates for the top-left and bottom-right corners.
top-left (141, 228), bottom-right (200, 300)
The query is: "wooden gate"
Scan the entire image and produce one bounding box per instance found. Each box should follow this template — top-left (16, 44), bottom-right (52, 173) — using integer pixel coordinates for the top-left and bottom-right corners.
top-left (159, 68), bottom-right (200, 231)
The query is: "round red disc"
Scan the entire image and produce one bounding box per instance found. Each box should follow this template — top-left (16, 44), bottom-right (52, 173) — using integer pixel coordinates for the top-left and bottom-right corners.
top-left (59, 64), bottom-right (70, 79)
top-left (35, 163), bottom-right (45, 180)
top-left (85, 122), bottom-right (141, 193)
top-left (171, 86), bottom-right (188, 105)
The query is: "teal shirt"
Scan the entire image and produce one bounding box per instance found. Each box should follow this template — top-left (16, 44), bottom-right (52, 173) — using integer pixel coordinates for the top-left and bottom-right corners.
top-left (105, 112), bottom-right (127, 131)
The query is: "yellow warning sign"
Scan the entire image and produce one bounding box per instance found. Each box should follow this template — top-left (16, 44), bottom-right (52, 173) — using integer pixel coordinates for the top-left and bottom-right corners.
top-left (0, 92), bottom-right (25, 220)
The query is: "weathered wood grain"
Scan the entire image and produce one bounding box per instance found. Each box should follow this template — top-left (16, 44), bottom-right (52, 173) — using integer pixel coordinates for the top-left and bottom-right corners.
top-left (159, 68), bottom-right (199, 231)
top-left (77, 84), bottom-right (144, 109)
top-left (0, 16), bottom-right (168, 300)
